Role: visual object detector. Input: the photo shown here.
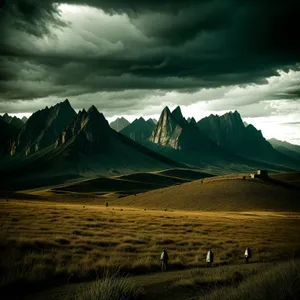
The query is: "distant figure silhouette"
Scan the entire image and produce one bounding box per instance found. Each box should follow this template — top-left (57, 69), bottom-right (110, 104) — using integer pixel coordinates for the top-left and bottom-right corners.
top-left (245, 247), bottom-right (252, 264)
top-left (206, 249), bottom-right (214, 267)
top-left (106, 202), bottom-right (108, 207)
top-left (160, 249), bottom-right (169, 271)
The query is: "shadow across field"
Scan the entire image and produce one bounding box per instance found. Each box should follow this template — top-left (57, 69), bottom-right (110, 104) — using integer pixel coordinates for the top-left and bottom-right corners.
top-left (51, 169), bottom-right (214, 197)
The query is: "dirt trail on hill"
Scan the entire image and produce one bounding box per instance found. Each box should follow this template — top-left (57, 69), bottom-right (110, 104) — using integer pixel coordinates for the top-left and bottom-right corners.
top-left (24, 262), bottom-right (269, 300)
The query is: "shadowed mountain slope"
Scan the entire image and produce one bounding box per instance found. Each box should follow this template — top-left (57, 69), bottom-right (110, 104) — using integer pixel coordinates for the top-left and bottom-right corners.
top-left (0, 114), bottom-right (25, 129)
top-left (268, 138), bottom-right (300, 162)
top-left (120, 117), bottom-right (155, 143)
top-left (197, 111), bottom-right (299, 169)
top-left (21, 116), bottom-right (28, 123)
top-left (9, 117), bottom-right (24, 129)
top-left (148, 118), bottom-right (157, 124)
top-left (0, 119), bottom-right (20, 157)
top-left (1, 113), bottom-right (12, 123)
top-left (110, 117), bottom-right (130, 132)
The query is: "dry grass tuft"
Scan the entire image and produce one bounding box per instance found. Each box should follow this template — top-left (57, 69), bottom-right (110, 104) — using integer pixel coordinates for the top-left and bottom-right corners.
top-left (198, 260), bottom-right (300, 300)
top-left (64, 274), bottom-right (142, 300)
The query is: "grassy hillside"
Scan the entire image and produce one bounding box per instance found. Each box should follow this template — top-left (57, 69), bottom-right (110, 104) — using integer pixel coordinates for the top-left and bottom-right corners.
top-left (115, 173), bottom-right (300, 211)
top-left (270, 172), bottom-right (300, 188)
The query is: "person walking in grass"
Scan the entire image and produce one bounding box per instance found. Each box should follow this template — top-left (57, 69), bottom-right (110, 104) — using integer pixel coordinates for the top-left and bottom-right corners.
top-left (206, 248), bottom-right (214, 267)
top-left (160, 249), bottom-right (169, 271)
top-left (245, 247), bottom-right (252, 264)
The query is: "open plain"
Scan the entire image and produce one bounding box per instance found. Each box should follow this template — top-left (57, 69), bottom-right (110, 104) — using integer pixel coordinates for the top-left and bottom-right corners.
top-left (1, 172), bottom-right (300, 299)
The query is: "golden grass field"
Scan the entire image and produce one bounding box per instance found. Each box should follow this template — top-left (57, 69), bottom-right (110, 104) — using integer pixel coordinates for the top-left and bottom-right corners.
top-left (1, 199), bottom-right (300, 292)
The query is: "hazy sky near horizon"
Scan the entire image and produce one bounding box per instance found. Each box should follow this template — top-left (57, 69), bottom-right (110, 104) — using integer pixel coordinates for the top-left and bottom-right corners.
top-left (1, 1), bottom-right (300, 144)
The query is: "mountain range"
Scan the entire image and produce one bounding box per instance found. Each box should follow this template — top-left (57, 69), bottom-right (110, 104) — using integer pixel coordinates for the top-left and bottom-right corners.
top-left (196, 111), bottom-right (297, 169)
top-left (0, 104), bottom-right (183, 189)
top-left (0, 113), bottom-right (25, 130)
top-left (120, 117), bottom-right (156, 143)
top-left (144, 107), bottom-right (291, 174)
top-left (1, 100), bottom-right (299, 189)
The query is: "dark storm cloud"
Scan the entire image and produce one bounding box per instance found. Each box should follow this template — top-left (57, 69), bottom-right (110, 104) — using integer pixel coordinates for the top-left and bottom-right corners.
top-left (0, 1), bottom-right (67, 37)
top-left (1, 0), bottom-right (300, 101)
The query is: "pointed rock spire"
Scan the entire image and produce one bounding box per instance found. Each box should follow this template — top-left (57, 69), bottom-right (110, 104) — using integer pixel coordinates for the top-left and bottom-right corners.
top-left (87, 105), bottom-right (99, 114)
top-left (171, 106), bottom-right (187, 126)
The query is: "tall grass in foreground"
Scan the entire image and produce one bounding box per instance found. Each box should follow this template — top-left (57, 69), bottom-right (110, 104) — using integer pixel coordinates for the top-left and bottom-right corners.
top-left (199, 260), bottom-right (300, 300)
top-left (173, 264), bottom-right (263, 288)
top-left (64, 274), bottom-right (142, 300)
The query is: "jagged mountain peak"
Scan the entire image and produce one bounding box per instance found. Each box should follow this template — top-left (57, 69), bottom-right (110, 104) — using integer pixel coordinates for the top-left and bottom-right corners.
top-left (147, 118), bottom-right (156, 125)
top-left (87, 106), bottom-right (108, 125)
top-left (133, 117), bottom-right (146, 124)
top-left (224, 110), bottom-right (242, 120)
top-left (2, 113), bottom-right (12, 123)
top-left (162, 106), bottom-right (171, 115)
top-left (87, 105), bottom-right (98, 113)
top-left (110, 117), bottom-right (130, 132)
top-left (188, 117), bottom-right (197, 124)
top-left (10, 100), bottom-right (76, 156)
top-left (120, 115), bottom-right (156, 143)
top-left (63, 98), bottom-right (71, 105)
top-left (172, 106), bottom-right (184, 119)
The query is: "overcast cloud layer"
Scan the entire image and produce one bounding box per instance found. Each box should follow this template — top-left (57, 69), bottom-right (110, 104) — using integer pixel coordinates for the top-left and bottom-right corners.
top-left (0, 0), bottom-right (300, 144)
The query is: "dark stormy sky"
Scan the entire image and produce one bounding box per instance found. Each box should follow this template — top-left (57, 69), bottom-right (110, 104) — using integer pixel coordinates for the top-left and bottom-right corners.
top-left (1, 0), bottom-right (300, 144)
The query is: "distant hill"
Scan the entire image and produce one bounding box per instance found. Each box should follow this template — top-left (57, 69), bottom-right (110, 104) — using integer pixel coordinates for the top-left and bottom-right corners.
top-left (120, 117), bottom-right (155, 143)
top-left (268, 138), bottom-right (300, 162)
top-left (197, 111), bottom-right (299, 169)
top-left (1, 106), bottom-right (185, 190)
top-left (116, 173), bottom-right (300, 211)
top-left (110, 117), bottom-right (130, 131)
top-left (9, 99), bottom-right (76, 156)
